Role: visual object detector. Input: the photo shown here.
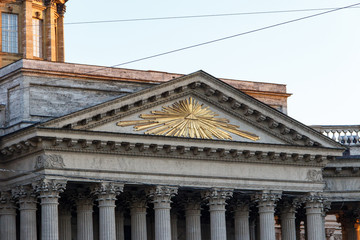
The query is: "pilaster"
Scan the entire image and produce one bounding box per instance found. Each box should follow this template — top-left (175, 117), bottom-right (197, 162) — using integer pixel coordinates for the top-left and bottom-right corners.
top-left (202, 188), bottom-right (233, 240)
top-left (148, 186), bottom-right (178, 240)
top-left (93, 182), bottom-right (123, 240)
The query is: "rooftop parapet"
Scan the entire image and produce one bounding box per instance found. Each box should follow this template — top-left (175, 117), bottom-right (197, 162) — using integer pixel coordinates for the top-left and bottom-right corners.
top-left (311, 125), bottom-right (360, 146)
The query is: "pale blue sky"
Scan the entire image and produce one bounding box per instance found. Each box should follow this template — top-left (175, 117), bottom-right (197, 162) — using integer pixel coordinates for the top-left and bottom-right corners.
top-left (64, 1), bottom-right (360, 126)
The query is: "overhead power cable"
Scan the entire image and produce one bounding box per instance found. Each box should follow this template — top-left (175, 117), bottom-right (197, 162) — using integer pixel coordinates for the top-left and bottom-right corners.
top-left (63, 6), bottom-right (360, 26)
top-left (1, 6), bottom-right (359, 29)
top-left (104, 2), bottom-right (360, 68)
top-left (0, 2), bottom-right (359, 99)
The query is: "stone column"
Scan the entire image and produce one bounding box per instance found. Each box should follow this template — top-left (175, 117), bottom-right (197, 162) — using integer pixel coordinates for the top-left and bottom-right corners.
top-left (280, 200), bottom-right (299, 240)
top-left (203, 188), bottom-right (233, 240)
top-left (249, 218), bottom-right (256, 240)
top-left (148, 186), bottom-right (178, 240)
top-left (184, 199), bottom-right (202, 240)
top-left (35, 179), bottom-right (67, 240)
top-left (59, 208), bottom-right (72, 240)
top-left (77, 197), bottom-right (94, 240)
top-left (253, 191), bottom-right (281, 240)
top-left (304, 193), bottom-right (325, 240)
top-left (130, 197), bottom-right (147, 240)
top-left (21, 0), bottom-right (33, 58)
top-left (44, 1), bottom-right (56, 61)
top-left (93, 182), bottom-right (123, 240)
top-left (171, 211), bottom-right (178, 240)
top-left (115, 210), bottom-right (125, 240)
top-left (234, 202), bottom-right (250, 240)
top-left (13, 186), bottom-right (38, 240)
top-left (0, 191), bottom-right (17, 240)
top-left (56, 4), bottom-right (66, 62)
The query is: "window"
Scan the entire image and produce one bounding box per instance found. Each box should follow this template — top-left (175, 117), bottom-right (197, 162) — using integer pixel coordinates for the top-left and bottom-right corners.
top-left (32, 18), bottom-right (43, 58)
top-left (2, 13), bottom-right (18, 53)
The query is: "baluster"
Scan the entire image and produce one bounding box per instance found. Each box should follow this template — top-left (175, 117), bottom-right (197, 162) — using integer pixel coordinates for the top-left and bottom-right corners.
top-left (344, 130), bottom-right (350, 145)
top-left (356, 130), bottom-right (360, 144)
top-left (331, 130), bottom-right (337, 141)
top-left (324, 130), bottom-right (330, 138)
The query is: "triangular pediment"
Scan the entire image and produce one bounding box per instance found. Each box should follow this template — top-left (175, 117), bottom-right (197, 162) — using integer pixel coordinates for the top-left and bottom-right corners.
top-left (40, 71), bottom-right (342, 148)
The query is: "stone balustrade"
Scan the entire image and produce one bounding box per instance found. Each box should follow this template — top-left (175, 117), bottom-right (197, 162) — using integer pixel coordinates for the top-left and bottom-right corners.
top-left (311, 125), bottom-right (360, 146)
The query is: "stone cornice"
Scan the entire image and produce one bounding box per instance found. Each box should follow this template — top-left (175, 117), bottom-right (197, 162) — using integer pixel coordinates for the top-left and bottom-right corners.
top-left (323, 166), bottom-right (360, 177)
top-left (0, 127), bottom-right (343, 166)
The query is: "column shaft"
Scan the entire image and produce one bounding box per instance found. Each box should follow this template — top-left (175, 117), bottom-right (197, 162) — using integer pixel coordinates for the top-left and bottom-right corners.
top-left (203, 188), bottom-right (233, 240)
top-left (154, 206), bottom-right (171, 240)
top-left (249, 219), bottom-right (256, 240)
top-left (21, 0), bottom-right (33, 58)
top-left (281, 212), bottom-right (296, 240)
top-left (131, 206), bottom-right (147, 240)
top-left (253, 191), bottom-right (281, 240)
top-left (234, 209), bottom-right (250, 240)
top-left (185, 209), bottom-right (202, 240)
top-left (20, 208), bottom-right (37, 240)
top-left (41, 197), bottom-right (60, 240)
top-left (171, 213), bottom-right (178, 240)
top-left (0, 206), bottom-right (17, 240)
top-left (77, 199), bottom-right (94, 240)
top-left (19, 198), bottom-right (37, 240)
top-left (35, 179), bottom-right (66, 240)
top-left (210, 207), bottom-right (227, 240)
top-left (44, 4), bottom-right (56, 61)
top-left (57, 15), bottom-right (65, 62)
top-left (148, 186), bottom-right (178, 240)
top-left (99, 203), bottom-right (116, 240)
top-left (259, 210), bottom-right (276, 240)
top-left (94, 183), bottom-right (123, 240)
top-left (305, 200), bottom-right (324, 240)
top-left (59, 210), bottom-right (72, 240)
top-left (115, 211), bottom-right (124, 240)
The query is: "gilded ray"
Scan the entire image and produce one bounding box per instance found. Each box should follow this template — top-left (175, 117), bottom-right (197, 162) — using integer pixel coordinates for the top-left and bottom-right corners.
top-left (116, 97), bottom-right (260, 141)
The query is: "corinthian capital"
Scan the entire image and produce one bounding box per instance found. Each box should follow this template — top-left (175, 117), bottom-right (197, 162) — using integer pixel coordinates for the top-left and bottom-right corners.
top-left (33, 179), bottom-right (67, 196)
top-left (202, 188), bottom-right (233, 206)
top-left (57, 3), bottom-right (66, 15)
top-left (92, 182), bottom-right (123, 197)
top-left (147, 186), bottom-right (178, 204)
top-left (253, 191), bottom-right (281, 204)
top-left (0, 191), bottom-right (16, 213)
top-left (302, 192), bottom-right (326, 204)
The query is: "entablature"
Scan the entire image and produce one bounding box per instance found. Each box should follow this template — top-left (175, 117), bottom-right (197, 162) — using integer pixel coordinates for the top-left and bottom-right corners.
top-left (0, 127), bottom-right (342, 167)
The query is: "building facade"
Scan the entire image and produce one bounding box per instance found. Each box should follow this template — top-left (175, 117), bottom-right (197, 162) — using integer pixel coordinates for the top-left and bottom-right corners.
top-left (1, 1), bottom-right (360, 240)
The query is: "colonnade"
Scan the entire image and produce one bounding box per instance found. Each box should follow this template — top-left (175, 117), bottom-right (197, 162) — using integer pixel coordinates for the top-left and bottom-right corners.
top-left (0, 179), bottom-right (347, 240)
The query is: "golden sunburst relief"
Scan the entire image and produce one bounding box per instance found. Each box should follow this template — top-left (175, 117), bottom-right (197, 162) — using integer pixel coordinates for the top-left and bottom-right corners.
top-left (116, 97), bottom-right (260, 141)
